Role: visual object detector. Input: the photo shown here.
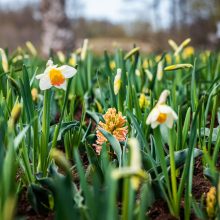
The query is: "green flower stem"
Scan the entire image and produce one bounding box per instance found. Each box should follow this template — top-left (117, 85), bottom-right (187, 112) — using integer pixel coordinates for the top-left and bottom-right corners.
top-left (51, 78), bottom-right (73, 150)
top-left (38, 89), bottom-right (51, 175)
top-left (118, 86), bottom-right (123, 112)
top-left (169, 128), bottom-right (178, 216)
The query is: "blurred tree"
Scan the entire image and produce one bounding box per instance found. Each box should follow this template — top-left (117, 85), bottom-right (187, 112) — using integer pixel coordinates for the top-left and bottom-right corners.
top-left (41, 0), bottom-right (74, 55)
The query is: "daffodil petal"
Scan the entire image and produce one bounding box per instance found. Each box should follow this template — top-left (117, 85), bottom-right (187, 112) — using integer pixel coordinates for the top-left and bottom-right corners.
top-left (36, 73), bottom-right (45, 80)
top-left (39, 75), bottom-right (52, 90)
top-left (146, 107), bottom-right (159, 124)
top-left (59, 65), bottom-right (77, 78)
top-left (55, 80), bottom-right (67, 91)
top-left (171, 110), bottom-right (178, 120)
top-left (158, 105), bottom-right (172, 114)
top-left (151, 121), bottom-right (159, 129)
top-left (166, 115), bottom-right (174, 128)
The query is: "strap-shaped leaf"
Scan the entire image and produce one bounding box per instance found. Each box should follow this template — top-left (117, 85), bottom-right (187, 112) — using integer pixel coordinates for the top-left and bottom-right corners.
top-left (99, 128), bottom-right (122, 167)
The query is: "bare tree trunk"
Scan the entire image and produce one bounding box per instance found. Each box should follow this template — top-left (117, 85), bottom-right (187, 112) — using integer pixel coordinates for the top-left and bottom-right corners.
top-left (41, 0), bottom-right (74, 56)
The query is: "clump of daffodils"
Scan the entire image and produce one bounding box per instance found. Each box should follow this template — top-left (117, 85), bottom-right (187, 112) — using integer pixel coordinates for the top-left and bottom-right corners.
top-left (146, 90), bottom-right (178, 129)
top-left (206, 186), bottom-right (216, 218)
top-left (94, 108), bottom-right (128, 154)
top-left (36, 59), bottom-right (77, 90)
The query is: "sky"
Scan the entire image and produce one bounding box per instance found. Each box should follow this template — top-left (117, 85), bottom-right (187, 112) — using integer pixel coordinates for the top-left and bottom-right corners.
top-left (0, 0), bottom-right (170, 28)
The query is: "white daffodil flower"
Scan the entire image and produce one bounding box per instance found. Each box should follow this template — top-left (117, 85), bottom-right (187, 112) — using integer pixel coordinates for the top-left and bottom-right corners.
top-left (36, 59), bottom-right (77, 91)
top-left (0, 48), bottom-right (8, 72)
top-left (114, 68), bottom-right (122, 95)
top-left (156, 60), bottom-right (163, 81)
top-left (146, 90), bottom-right (178, 129)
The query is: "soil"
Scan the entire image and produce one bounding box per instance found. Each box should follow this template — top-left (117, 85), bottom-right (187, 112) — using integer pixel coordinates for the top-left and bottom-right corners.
top-left (16, 188), bottom-right (54, 220)
top-left (148, 157), bottom-right (211, 220)
top-left (16, 155), bottom-right (212, 220)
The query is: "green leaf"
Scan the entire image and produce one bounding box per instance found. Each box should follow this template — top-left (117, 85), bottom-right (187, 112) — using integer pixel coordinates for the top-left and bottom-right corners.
top-left (99, 128), bottom-right (122, 167)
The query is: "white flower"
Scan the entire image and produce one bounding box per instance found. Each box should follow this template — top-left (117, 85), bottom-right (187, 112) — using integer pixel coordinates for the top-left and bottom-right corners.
top-left (81, 39), bottom-right (88, 61)
top-left (146, 90), bottom-right (178, 129)
top-left (156, 60), bottom-right (163, 81)
top-left (26, 41), bottom-right (37, 56)
top-left (114, 68), bottom-right (122, 95)
top-left (36, 59), bottom-right (77, 91)
top-left (0, 48), bottom-right (8, 72)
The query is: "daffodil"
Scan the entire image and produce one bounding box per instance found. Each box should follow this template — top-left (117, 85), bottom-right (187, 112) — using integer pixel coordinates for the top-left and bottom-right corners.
top-left (183, 46), bottom-right (194, 58)
top-left (145, 69), bottom-right (153, 81)
top-left (139, 93), bottom-right (150, 109)
top-left (135, 69), bottom-right (141, 76)
top-left (174, 38), bottom-right (191, 57)
top-left (26, 41), bottom-right (37, 56)
top-left (156, 60), bottom-right (163, 81)
top-left (146, 90), bottom-right (178, 129)
top-left (168, 38), bottom-right (192, 57)
top-left (206, 187), bottom-right (216, 218)
top-left (168, 39), bottom-right (178, 51)
top-left (81, 39), bottom-right (88, 61)
top-left (0, 48), bottom-right (8, 72)
top-left (142, 59), bottom-right (148, 69)
top-left (110, 60), bottom-right (116, 70)
top-left (164, 63), bottom-right (193, 71)
top-left (69, 53), bottom-right (77, 66)
top-left (31, 88), bottom-right (38, 102)
top-left (57, 51), bottom-right (66, 63)
top-left (36, 59), bottom-right (77, 91)
top-left (165, 53), bottom-right (172, 64)
top-left (114, 68), bottom-right (122, 95)
top-left (155, 55), bottom-right (162, 63)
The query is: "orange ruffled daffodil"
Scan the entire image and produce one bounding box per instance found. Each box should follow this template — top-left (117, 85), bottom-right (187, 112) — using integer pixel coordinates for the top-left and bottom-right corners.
top-left (36, 59), bottom-right (77, 91)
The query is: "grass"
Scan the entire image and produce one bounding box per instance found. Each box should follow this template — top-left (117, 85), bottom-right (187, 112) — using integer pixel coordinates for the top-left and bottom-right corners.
top-left (0, 40), bottom-right (220, 220)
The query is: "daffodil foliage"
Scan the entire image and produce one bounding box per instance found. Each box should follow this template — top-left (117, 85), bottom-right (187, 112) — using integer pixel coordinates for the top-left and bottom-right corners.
top-left (0, 39), bottom-right (219, 220)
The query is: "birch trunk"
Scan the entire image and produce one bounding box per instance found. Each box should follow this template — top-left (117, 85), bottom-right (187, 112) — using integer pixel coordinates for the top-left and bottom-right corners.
top-left (41, 0), bottom-right (74, 55)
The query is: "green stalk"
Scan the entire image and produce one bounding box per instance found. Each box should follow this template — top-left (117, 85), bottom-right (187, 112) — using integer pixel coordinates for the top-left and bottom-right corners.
top-left (169, 128), bottom-right (178, 216)
top-left (208, 95), bottom-right (217, 153)
top-left (51, 78), bottom-right (73, 150)
top-left (122, 178), bottom-right (130, 220)
top-left (38, 89), bottom-right (51, 175)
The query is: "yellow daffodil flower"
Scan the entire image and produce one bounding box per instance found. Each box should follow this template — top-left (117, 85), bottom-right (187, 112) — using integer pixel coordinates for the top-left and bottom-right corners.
top-left (139, 93), bottom-right (150, 109)
top-left (31, 88), bottom-right (38, 102)
top-left (206, 187), bottom-right (216, 218)
top-left (69, 53), bottom-right (77, 66)
top-left (110, 60), bottom-right (116, 70)
top-left (183, 46), bottom-right (194, 58)
top-left (164, 63), bottom-right (193, 71)
top-left (174, 38), bottom-right (191, 57)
